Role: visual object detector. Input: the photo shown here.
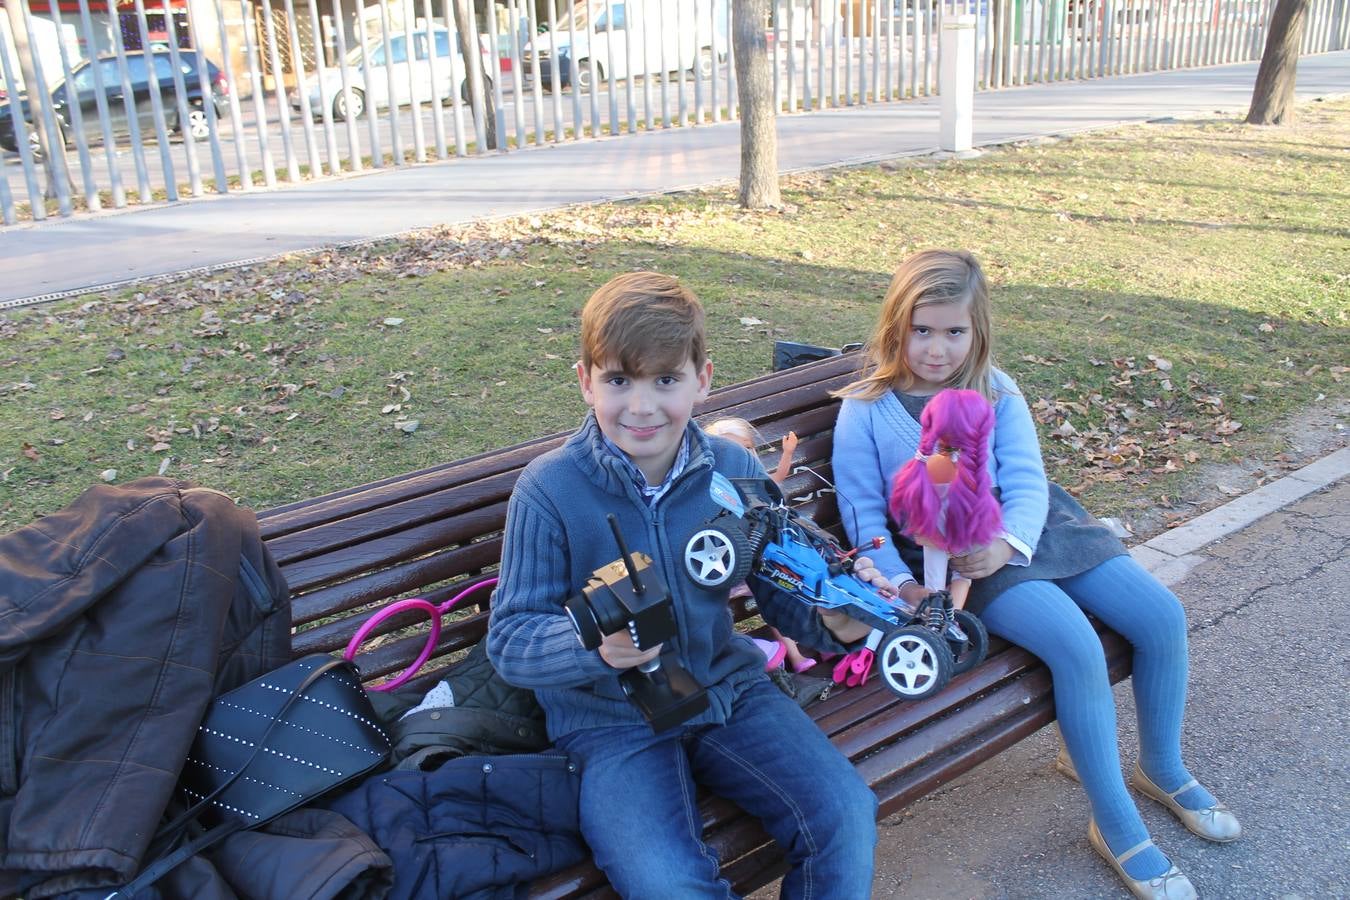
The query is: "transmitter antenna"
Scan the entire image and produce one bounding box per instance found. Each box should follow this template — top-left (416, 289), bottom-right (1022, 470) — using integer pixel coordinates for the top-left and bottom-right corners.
top-left (606, 514), bottom-right (646, 595)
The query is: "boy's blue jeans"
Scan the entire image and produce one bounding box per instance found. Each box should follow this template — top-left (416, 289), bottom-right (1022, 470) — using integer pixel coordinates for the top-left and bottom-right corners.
top-left (555, 677), bottom-right (877, 899)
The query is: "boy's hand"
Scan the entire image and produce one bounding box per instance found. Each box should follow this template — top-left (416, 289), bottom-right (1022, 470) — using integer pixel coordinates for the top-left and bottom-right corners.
top-left (952, 539), bottom-right (1013, 580)
top-left (597, 628), bottom-right (663, 670)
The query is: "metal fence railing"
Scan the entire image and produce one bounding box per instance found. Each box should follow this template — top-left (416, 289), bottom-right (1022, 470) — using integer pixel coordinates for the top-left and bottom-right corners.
top-left (1, 0), bottom-right (1347, 225)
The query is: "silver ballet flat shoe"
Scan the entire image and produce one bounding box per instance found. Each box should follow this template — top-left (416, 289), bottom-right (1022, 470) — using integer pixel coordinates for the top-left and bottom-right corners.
top-left (1132, 763), bottom-right (1242, 843)
top-left (1055, 744), bottom-right (1080, 782)
top-left (1088, 819), bottom-right (1198, 900)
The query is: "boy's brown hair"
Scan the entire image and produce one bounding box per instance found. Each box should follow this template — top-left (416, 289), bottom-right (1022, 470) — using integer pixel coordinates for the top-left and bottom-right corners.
top-left (580, 272), bottom-right (707, 375)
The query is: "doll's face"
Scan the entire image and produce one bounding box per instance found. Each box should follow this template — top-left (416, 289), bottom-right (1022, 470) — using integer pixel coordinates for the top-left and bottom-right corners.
top-left (925, 448), bottom-right (957, 485)
top-left (905, 301), bottom-right (974, 394)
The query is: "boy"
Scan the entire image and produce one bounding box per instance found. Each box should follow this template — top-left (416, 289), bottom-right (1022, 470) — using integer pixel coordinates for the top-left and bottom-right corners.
top-left (487, 272), bottom-right (879, 898)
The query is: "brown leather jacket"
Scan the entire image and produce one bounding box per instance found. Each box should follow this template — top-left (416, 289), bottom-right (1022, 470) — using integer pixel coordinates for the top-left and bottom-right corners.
top-left (0, 478), bottom-right (292, 899)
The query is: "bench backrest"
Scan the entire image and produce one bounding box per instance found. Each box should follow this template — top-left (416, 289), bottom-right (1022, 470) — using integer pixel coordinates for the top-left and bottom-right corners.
top-left (259, 353), bottom-right (863, 687)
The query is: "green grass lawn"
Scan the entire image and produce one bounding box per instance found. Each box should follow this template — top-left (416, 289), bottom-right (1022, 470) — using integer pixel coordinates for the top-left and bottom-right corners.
top-left (2, 99), bottom-right (1346, 534)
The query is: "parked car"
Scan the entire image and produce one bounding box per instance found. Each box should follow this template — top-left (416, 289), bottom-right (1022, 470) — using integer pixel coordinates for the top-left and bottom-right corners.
top-left (527, 0), bottom-right (727, 92)
top-left (0, 50), bottom-right (228, 154)
top-left (295, 27), bottom-right (492, 121)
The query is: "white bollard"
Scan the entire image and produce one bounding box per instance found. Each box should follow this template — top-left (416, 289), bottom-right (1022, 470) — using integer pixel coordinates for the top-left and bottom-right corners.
top-left (940, 14), bottom-right (977, 155)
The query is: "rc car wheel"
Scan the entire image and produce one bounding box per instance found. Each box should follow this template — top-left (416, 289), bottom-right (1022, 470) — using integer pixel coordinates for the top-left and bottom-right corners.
top-left (684, 522), bottom-right (751, 588)
top-left (878, 626), bottom-right (953, 700)
top-left (947, 609), bottom-right (988, 675)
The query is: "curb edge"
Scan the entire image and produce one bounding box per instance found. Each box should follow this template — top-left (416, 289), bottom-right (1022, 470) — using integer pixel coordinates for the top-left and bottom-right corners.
top-left (1131, 445), bottom-right (1350, 585)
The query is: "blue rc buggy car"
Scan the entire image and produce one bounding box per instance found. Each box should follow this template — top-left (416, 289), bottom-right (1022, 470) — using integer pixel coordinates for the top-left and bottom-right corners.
top-left (683, 476), bottom-right (987, 700)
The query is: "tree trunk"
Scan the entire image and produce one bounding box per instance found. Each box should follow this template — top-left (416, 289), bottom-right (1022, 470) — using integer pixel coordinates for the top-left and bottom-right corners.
top-left (1246, 0), bottom-right (1309, 125)
top-left (733, 0), bottom-right (780, 208)
top-left (4, 0), bottom-right (71, 199)
top-left (451, 0), bottom-right (497, 149)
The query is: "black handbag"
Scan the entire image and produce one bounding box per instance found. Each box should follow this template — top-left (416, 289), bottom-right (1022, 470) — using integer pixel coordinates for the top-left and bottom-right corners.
top-left (108, 655), bottom-right (391, 898)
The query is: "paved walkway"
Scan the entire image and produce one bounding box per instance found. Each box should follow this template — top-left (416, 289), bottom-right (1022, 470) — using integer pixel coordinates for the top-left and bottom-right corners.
top-left (2, 51), bottom-right (1348, 307)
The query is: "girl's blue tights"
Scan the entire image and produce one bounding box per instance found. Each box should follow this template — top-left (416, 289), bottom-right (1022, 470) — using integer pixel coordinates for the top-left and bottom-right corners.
top-left (980, 554), bottom-right (1215, 880)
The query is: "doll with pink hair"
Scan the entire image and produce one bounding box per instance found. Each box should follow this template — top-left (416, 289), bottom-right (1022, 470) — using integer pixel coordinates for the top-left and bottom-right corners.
top-left (888, 388), bottom-right (1002, 631)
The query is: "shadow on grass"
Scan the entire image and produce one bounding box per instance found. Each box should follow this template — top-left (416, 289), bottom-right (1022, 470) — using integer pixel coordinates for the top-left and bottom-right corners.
top-left (1113, 132), bottom-right (1350, 169)
top-left (1026, 168), bottom-right (1350, 204)
top-left (866, 191), bottom-right (1350, 239)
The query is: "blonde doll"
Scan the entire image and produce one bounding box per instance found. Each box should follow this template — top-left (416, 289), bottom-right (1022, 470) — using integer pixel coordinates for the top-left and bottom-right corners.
top-left (705, 417), bottom-right (813, 673)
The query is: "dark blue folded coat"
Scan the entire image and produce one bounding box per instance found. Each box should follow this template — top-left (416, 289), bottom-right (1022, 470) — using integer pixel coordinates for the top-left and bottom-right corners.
top-left (325, 749), bottom-right (585, 900)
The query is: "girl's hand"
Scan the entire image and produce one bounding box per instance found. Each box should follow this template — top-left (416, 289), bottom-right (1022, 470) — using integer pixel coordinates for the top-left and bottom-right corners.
top-left (598, 629), bottom-right (662, 670)
top-left (850, 555), bottom-right (894, 595)
top-left (853, 557), bottom-right (928, 606)
top-left (896, 581), bottom-right (932, 607)
top-left (952, 539), bottom-right (1014, 580)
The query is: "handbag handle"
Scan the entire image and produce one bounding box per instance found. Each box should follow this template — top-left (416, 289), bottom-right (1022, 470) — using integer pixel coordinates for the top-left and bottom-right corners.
top-left (343, 577), bottom-right (498, 691)
top-left (106, 657), bottom-right (350, 899)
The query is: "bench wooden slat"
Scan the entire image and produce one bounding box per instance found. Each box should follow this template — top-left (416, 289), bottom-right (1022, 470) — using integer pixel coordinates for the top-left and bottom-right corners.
top-left (288, 539), bottom-right (501, 627)
top-left (266, 476), bottom-right (515, 568)
top-left (280, 501), bottom-right (508, 596)
top-left (259, 435), bottom-right (559, 533)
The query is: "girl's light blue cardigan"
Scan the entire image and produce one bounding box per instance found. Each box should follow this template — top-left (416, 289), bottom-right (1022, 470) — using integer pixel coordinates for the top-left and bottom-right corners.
top-left (832, 368), bottom-right (1050, 584)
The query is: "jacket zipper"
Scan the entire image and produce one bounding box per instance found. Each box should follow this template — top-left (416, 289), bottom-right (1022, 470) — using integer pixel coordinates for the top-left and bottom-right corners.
top-left (237, 554), bottom-right (274, 613)
top-left (1, 668), bottom-right (17, 794)
top-left (180, 486), bottom-right (274, 613)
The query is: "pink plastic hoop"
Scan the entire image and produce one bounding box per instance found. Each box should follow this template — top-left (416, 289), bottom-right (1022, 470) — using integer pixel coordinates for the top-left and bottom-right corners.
top-left (343, 577), bottom-right (499, 691)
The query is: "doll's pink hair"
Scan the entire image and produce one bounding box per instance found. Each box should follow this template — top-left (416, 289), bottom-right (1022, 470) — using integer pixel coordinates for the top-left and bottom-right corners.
top-left (888, 389), bottom-right (1002, 553)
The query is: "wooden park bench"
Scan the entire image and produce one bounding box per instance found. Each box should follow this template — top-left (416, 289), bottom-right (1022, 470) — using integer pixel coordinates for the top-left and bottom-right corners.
top-left (256, 351), bottom-right (1131, 898)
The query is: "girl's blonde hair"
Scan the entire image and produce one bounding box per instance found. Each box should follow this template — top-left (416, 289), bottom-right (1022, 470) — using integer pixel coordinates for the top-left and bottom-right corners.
top-left (835, 249), bottom-right (995, 402)
top-left (704, 416), bottom-right (761, 449)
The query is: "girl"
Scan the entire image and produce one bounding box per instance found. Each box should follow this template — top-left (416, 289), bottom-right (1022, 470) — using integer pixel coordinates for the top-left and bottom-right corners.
top-left (831, 249), bottom-right (1238, 900)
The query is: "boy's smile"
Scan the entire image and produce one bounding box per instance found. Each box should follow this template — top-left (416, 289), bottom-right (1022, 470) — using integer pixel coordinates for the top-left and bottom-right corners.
top-left (579, 356), bottom-right (713, 485)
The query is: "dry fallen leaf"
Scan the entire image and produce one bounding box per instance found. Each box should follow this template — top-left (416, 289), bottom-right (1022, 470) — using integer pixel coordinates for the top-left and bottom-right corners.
top-left (21, 443), bottom-right (40, 462)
